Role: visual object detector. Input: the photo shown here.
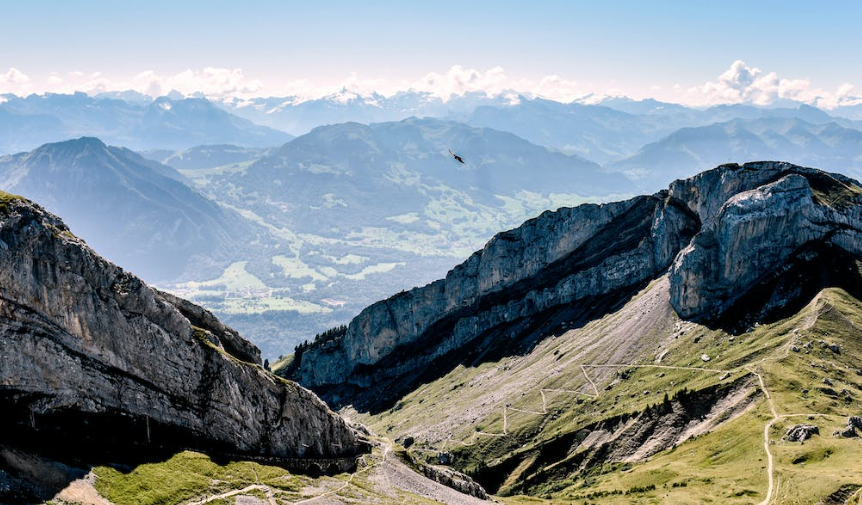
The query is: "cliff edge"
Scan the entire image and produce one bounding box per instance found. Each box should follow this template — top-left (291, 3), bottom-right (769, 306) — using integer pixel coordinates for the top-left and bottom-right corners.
top-left (0, 192), bottom-right (362, 469)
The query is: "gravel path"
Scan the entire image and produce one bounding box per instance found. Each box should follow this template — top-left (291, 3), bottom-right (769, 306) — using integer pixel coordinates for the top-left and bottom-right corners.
top-left (368, 441), bottom-right (494, 505)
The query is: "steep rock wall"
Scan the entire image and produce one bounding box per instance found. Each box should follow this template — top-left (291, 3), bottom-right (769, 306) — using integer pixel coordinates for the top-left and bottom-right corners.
top-left (293, 162), bottom-right (862, 404)
top-left (669, 168), bottom-right (862, 319)
top-left (295, 193), bottom-right (699, 392)
top-left (0, 195), bottom-right (361, 461)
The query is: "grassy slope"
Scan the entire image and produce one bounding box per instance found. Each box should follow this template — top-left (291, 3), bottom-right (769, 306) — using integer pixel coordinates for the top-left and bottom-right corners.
top-left (0, 189), bottom-right (24, 213)
top-left (93, 451), bottom-right (303, 504)
top-left (67, 282), bottom-right (862, 505)
top-left (346, 280), bottom-right (862, 504)
top-left (90, 441), bottom-right (446, 505)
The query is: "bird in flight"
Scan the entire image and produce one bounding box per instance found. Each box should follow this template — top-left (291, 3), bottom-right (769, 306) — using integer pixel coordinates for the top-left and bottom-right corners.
top-left (449, 149), bottom-right (465, 164)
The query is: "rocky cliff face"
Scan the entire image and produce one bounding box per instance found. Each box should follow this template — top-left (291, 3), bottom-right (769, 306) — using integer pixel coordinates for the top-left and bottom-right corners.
top-left (294, 193), bottom-right (700, 396)
top-left (292, 162), bottom-right (862, 406)
top-left (669, 168), bottom-right (862, 321)
top-left (0, 193), bottom-right (361, 463)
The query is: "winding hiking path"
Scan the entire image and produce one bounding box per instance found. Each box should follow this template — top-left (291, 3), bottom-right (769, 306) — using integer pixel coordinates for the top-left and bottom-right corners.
top-left (750, 368), bottom-right (778, 505)
top-left (750, 364), bottom-right (843, 505)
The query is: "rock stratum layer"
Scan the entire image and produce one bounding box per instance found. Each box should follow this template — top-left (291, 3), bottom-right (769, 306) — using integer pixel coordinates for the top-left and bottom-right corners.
top-left (292, 162), bottom-right (862, 406)
top-left (0, 194), bottom-right (361, 463)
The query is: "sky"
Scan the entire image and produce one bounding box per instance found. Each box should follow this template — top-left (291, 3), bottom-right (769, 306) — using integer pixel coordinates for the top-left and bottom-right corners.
top-left (1, 0), bottom-right (861, 107)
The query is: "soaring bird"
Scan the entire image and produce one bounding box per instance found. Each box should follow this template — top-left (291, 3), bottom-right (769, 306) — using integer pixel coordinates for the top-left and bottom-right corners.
top-left (449, 149), bottom-right (465, 164)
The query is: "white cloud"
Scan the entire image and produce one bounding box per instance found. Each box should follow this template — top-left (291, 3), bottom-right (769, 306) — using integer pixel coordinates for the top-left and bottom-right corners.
top-left (265, 66), bottom-right (584, 103)
top-left (412, 65), bottom-right (508, 98)
top-left (131, 67), bottom-right (264, 98)
top-left (0, 67), bottom-right (265, 99)
top-left (2, 62), bottom-right (861, 110)
top-left (0, 68), bottom-right (32, 94)
top-left (517, 74), bottom-right (581, 102)
top-left (686, 60), bottom-right (862, 109)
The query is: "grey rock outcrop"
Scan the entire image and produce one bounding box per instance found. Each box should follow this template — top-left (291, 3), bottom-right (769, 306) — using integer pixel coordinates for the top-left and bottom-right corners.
top-left (292, 162), bottom-right (862, 407)
top-left (396, 446), bottom-right (489, 499)
top-left (834, 425), bottom-right (858, 438)
top-left (0, 193), bottom-right (361, 461)
top-left (419, 464), bottom-right (489, 500)
top-left (669, 167), bottom-right (862, 320)
top-left (786, 424), bottom-right (819, 442)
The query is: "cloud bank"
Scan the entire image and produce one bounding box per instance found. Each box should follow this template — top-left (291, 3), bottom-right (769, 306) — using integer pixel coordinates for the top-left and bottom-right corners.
top-left (685, 60), bottom-right (860, 108)
top-left (1, 61), bottom-right (859, 109)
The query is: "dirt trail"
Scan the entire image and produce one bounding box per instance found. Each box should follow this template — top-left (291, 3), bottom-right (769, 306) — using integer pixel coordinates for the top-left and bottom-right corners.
top-left (750, 368), bottom-right (778, 505)
top-left (187, 485), bottom-right (271, 505)
top-left (182, 439), bottom-right (492, 505)
top-left (583, 363), bottom-right (733, 373)
top-left (748, 296), bottom-right (853, 505)
top-left (293, 444), bottom-right (390, 505)
top-left (369, 441), bottom-right (492, 505)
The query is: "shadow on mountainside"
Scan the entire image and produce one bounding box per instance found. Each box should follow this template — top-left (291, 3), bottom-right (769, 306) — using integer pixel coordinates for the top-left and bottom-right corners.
top-left (319, 279), bottom-right (652, 415)
top-left (0, 411), bottom-right (188, 504)
top-left (317, 243), bottom-right (862, 415)
top-left (699, 242), bottom-right (862, 335)
top-left (0, 404), bottom-right (349, 504)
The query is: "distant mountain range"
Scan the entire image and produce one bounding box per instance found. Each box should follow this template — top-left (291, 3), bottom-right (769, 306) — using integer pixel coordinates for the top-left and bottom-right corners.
top-left (5, 88), bottom-right (862, 173)
top-left (0, 92), bottom-right (292, 154)
top-left (216, 90), bottom-right (862, 171)
top-left (610, 117), bottom-right (862, 190)
top-left (197, 117), bottom-right (631, 241)
top-left (0, 137), bottom-right (261, 281)
top-left (218, 89), bottom-right (514, 135)
top-left (7, 90), bottom-right (862, 358)
top-left (467, 100), bottom-right (842, 165)
top-left (467, 97), bottom-right (677, 164)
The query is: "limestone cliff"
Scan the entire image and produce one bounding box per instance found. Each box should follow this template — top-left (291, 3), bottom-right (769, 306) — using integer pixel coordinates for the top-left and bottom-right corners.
top-left (669, 168), bottom-right (862, 322)
top-left (0, 193), bottom-right (361, 463)
top-left (292, 162), bottom-right (862, 406)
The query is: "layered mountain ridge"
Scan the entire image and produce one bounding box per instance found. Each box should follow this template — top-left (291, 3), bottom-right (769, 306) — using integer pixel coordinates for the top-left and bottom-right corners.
top-left (291, 162), bottom-right (862, 409)
top-left (0, 137), bottom-right (264, 282)
top-left (0, 93), bottom-right (292, 154)
top-left (610, 117), bottom-right (862, 190)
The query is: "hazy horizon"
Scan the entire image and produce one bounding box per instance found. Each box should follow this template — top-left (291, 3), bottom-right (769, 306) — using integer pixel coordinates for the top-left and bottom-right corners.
top-left (2, 0), bottom-right (862, 108)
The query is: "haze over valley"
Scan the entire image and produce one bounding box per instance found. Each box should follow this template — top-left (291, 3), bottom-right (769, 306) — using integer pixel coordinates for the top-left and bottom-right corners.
top-left (5, 86), bottom-right (862, 357)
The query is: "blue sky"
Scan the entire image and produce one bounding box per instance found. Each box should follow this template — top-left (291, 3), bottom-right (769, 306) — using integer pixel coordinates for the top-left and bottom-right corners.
top-left (1, 0), bottom-right (860, 105)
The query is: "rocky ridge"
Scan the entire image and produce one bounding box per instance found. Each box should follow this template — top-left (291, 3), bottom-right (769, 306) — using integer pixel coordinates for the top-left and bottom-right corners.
top-left (669, 168), bottom-right (862, 321)
top-left (292, 162), bottom-right (862, 406)
top-left (0, 193), bottom-right (362, 466)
